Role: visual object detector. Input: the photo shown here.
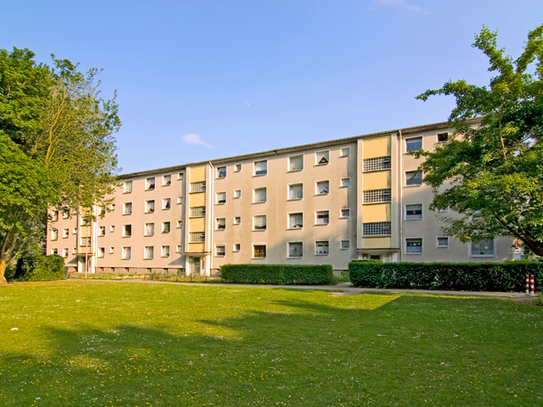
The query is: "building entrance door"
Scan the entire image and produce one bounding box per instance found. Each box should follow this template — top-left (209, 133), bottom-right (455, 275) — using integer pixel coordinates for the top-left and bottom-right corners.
top-left (189, 257), bottom-right (200, 276)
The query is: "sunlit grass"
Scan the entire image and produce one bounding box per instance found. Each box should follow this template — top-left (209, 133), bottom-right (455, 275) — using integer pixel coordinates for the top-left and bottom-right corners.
top-left (0, 281), bottom-right (542, 406)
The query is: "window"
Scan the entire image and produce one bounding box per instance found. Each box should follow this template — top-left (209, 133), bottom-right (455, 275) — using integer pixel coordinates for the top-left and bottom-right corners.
top-left (288, 184), bottom-right (303, 200)
top-left (363, 189), bottom-right (391, 203)
top-left (288, 242), bottom-right (303, 258)
top-left (438, 207), bottom-right (449, 213)
top-left (190, 232), bottom-right (205, 243)
top-left (123, 202), bottom-right (132, 215)
top-left (109, 225), bottom-right (115, 233)
top-left (289, 155), bottom-right (303, 171)
top-left (123, 181), bottom-right (132, 194)
top-left (122, 224), bottom-right (132, 237)
top-left (234, 163), bottom-right (241, 172)
top-left (144, 223), bottom-right (154, 236)
top-left (215, 245), bottom-right (225, 256)
top-left (146, 177), bottom-right (155, 190)
top-left (51, 248), bottom-right (58, 255)
top-left (73, 227), bottom-right (77, 234)
top-left (405, 137), bottom-right (422, 152)
top-left (437, 237), bottom-right (449, 248)
top-left (289, 213), bottom-right (303, 229)
top-left (363, 222), bottom-right (391, 236)
top-left (341, 178), bottom-right (350, 187)
top-left (364, 156), bottom-right (391, 171)
top-left (216, 192), bottom-right (226, 204)
top-left (81, 216), bottom-right (91, 226)
top-left (80, 236), bottom-right (91, 247)
top-left (234, 189), bottom-right (241, 199)
top-left (97, 247), bottom-right (105, 258)
top-left (316, 181), bottom-right (329, 195)
top-left (178, 172), bottom-right (184, 180)
top-left (316, 211), bottom-right (329, 225)
top-left (175, 245), bottom-right (182, 253)
top-left (122, 247), bottom-right (131, 259)
top-left (62, 228), bottom-right (69, 238)
top-left (62, 248), bottom-right (69, 258)
top-left (163, 174), bottom-right (171, 186)
top-left (233, 243), bottom-right (241, 252)
top-left (471, 240), bottom-right (495, 256)
top-left (98, 226), bottom-right (106, 236)
top-left (177, 196), bottom-right (183, 204)
top-left (51, 229), bottom-right (58, 240)
top-left (341, 147), bottom-right (350, 157)
top-left (341, 209), bottom-right (350, 218)
top-left (190, 182), bottom-right (206, 193)
top-left (190, 206), bottom-right (205, 217)
top-left (177, 220), bottom-right (182, 228)
top-left (341, 240), bottom-right (350, 250)
top-left (162, 221), bottom-right (170, 233)
top-left (109, 247), bottom-right (114, 254)
top-left (216, 218), bottom-right (226, 230)
top-left (316, 241), bottom-right (329, 255)
top-left (162, 245), bottom-right (170, 257)
top-left (144, 246), bottom-right (154, 260)
top-left (253, 187), bottom-right (267, 203)
top-left (254, 160), bottom-right (267, 176)
top-left (110, 203), bottom-right (116, 211)
top-left (51, 210), bottom-right (59, 221)
top-left (406, 171), bottom-right (423, 186)
top-left (145, 200), bottom-right (155, 213)
top-left (405, 204), bottom-right (423, 220)
top-left (62, 211), bottom-right (69, 219)
top-left (72, 248), bottom-right (77, 254)
top-left (316, 150), bottom-right (329, 165)
top-left (216, 166), bottom-right (226, 178)
top-left (406, 238), bottom-right (423, 254)
top-left (437, 132), bottom-right (448, 142)
top-left (253, 215), bottom-right (267, 231)
top-left (234, 216), bottom-right (241, 225)
top-left (162, 198), bottom-right (171, 210)
top-left (253, 245), bottom-right (266, 258)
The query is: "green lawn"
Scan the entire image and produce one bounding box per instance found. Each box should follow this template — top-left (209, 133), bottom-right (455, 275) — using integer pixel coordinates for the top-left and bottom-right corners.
top-left (0, 282), bottom-right (541, 406)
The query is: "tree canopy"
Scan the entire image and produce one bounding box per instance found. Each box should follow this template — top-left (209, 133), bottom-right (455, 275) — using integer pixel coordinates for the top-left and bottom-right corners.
top-left (0, 48), bottom-right (120, 283)
top-left (416, 25), bottom-right (543, 256)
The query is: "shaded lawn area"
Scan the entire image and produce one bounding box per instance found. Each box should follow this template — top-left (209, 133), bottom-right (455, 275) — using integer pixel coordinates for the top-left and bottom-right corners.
top-left (0, 282), bottom-right (541, 406)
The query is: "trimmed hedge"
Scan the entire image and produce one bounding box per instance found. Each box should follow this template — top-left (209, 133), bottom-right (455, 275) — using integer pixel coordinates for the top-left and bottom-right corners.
top-left (220, 264), bottom-right (334, 285)
top-left (349, 261), bottom-right (543, 292)
top-left (12, 254), bottom-right (66, 282)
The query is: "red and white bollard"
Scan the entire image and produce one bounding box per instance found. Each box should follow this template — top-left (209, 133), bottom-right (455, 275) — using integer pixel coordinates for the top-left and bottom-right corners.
top-left (526, 275), bottom-right (530, 294)
top-left (530, 275), bottom-right (535, 296)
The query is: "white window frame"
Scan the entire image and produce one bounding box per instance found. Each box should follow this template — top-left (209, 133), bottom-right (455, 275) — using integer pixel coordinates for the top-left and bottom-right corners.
top-left (162, 198), bottom-right (171, 210)
top-left (51, 229), bottom-right (58, 240)
top-left (405, 171), bottom-right (423, 186)
top-left (405, 238), bottom-right (423, 255)
top-left (316, 150), bottom-right (329, 165)
top-left (177, 220), bottom-right (182, 228)
top-left (144, 223), bottom-right (154, 237)
top-left (315, 210), bottom-right (329, 225)
top-left (123, 180), bottom-right (133, 193)
top-left (216, 166), bottom-right (226, 179)
top-left (254, 160), bottom-right (267, 176)
top-left (62, 228), bottom-right (69, 238)
top-left (143, 246), bottom-right (154, 260)
top-left (340, 147), bottom-right (350, 157)
top-left (315, 241), bottom-right (329, 256)
top-left (109, 225), bottom-right (115, 233)
top-left (340, 208), bottom-right (350, 218)
top-left (98, 226), bottom-right (106, 236)
top-left (216, 191), bottom-right (226, 205)
top-left (470, 240), bottom-right (496, 257)
top-left (122, 246), bottom-right (131, 260)
top-left (233, 243), bottom-right (241, 252)
top-left (216, 218), bottom-right (226, 231)
top-left (215, 245), bottom-right (226, 256)
top-left (288, 242), bottom-right (303, 258)
top-left (163, 174), bottom-right (171, 186)
top-left (288, 155), bottom-right (303, 172)
top-left (123, 202), bottom-right (132, 215)
top-left (145, 200), bottom-right (155, 213)
top-left (253, 215), bottom-right (267, 231)
top-left (97, 247), bottom-right (105, 258)
top-left (315, 180), bottom-right (329, 195)
top-left (437, 237), bottom-right (449, 248)
top-left (340, 240), bottom-right (350, 250)
top-left (161, 245), bottom-right (170, 258)
top-left (177, 172), bottom-right (184, 180)
top-left (234, 163), bottom-right (241, 172)
top-left (288, 183), bottom-right (303, 200)
top-left (405, 137), bottom-right (423, 153)
top-left (233, 216), bottom-right (241, 225)
top-left (340, 178), bottom-right (350, 187)
top-left (405, 203), bottom-right (423, 220)
top-left (253, 244), bottom-right (266, 259)
top-left (288, 212), bottom-right (303, 229)
top-left (162, 221), bottom-right (171, 234)
top-left (109, 247), bottom-right (114, 254)
top-left (234, 189), bottom-right (241, 199)
top-left (253, 187), bottom-right (267, 203)
top-left (175, 245), bottom-right (182, 253)
top-left (437, 132), bottom-right (449, 143)
top-left (145, 177), bottom-right (155, 191)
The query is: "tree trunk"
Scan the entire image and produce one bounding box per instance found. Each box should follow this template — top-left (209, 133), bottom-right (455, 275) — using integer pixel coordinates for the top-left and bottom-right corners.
top-left (0, 260), bottom-right (8, 285)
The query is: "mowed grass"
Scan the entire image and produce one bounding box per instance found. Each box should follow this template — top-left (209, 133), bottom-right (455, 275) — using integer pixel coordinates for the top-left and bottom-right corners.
top-left (0, 282), bottom-right (542, 406)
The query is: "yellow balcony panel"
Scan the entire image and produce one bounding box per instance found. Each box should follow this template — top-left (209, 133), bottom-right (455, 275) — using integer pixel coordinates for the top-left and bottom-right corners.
top-left (189, 217), bottom-right (205, 232)
top-left (188, 243), bottom-right (205, 253)
top-left (363, 135), bottom-right (390, 159)
top-left (362, 203), bottom-right (391, 222)
top-left (189, 165), bottom-right (206, 182)
top-left (190, 192), bottom-right (206, 207)
top-left (362, 237), bottom-right (391, 249)
top-left (363, 170), bottom-right (391, 190)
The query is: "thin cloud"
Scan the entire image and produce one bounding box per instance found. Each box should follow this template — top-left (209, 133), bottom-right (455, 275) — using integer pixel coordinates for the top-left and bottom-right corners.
top-left (183, 133), bottom-right (214, 148)
top-left (373, 0), bottom-right (425, 13)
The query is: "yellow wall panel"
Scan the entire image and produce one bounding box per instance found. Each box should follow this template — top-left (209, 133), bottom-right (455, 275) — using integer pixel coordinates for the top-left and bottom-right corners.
top-left (190, 192), bottom-right (205, 207)
top-left (363, 203), bottom-right (391, 222)
top-left (189, 165), bottom-right (206, 182)
top-left (363, 135), bottom-right (390, 159)
top-left (189, 217), bottom-right (205, 232)
top-left (363, 170), bottom-right (391, 190)
top-left (362, 237), bottom-right (391, 249)
top-left (188, 243), bottom-right (205, 253)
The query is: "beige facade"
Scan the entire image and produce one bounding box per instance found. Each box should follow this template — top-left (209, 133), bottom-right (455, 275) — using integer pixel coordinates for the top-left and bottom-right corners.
top-left (46, 120), bottom-right (514, 276)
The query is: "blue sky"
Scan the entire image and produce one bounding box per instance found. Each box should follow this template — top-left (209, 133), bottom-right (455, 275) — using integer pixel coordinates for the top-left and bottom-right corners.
top-left (2, 0), bottom-right (542, 174)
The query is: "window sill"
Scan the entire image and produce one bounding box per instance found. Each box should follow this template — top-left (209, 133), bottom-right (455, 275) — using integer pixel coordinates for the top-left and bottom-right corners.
top-left (314, 193), bottom-right (329, 197)
top-left (251, 257), bottom-right (266, 260)
top-left (470, 255), bottom-right (495, 258)
top-left (287, 257), bottom-right (303, 259)
top-left (315, 253), bottom-right (329, 256)
top-left (287, 169), bottom-right (303, 173)
top-left (437, 246), bottom-right (449, 248)
top-left (404, 185), bottom-right (422, 188)
top-left (121, 258), bottom-right (131, 260)
top-left (122, 236), bottom-right (131, 238)
top-left (215, 202), bottom-right (226, 205)
top-left (405, 218), bottom-right (422, 221)
top-left (253, 173), bottom-right (267, 177)
top-left (162, 208), bottom-right (171, 211)
top-left (144, 211), bottom-right (155, 214)
top-left (215, 229), bottom-right (225, 232)
top-left (163, 184), bottom-right (171, 187)
top-left (287, 227), bottom-right (303, 230)
top-left (123, 213), bottom-right (132, 216)
top-left (339, 216), bottom-right (350, 219)
top-left (144, 235), bottom-right (154, 237)
top-left (252, 201), bottom-right (266, 204)
top-left (161, 255), bottom-right (170, 258)
top-left (405, 252), bottom-right (423, 255)
top-left (314, 223), bottom-right (329, 226)
top-left (252, 229), bottom-right (267, 232)
top-left (287, 198), bottom-right (302, 201)
top-left (363, 201), bottom-right (392, 205)
top-left (339, 185), bottom-right (350, 188)
top-left (315, 163), bottom-right (329, 167)
top-left (162, 232), bottom-right (170, 234)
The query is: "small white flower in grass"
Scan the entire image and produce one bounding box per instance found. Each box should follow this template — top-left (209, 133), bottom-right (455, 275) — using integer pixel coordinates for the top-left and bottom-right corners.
top-left (11, 328), bottom-right (18, 331)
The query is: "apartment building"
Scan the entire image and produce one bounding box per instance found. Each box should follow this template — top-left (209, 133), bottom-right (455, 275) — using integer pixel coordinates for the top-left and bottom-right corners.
top-left (46, 120), bottom-right (514, 276)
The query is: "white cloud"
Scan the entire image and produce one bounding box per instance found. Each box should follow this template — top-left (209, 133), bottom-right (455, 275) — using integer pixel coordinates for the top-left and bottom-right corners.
top-left (183, 133), bottom-right (214, 148)
top-left (373, 0), bottom-right (424, 13)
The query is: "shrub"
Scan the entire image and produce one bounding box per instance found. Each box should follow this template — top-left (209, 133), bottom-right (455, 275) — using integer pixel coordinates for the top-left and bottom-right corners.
top-left (349, 261), bottom-right (543, 292)
top-left (13, 254), bottom-right (66, 282)
top-left (220, 264), bottom-right (334, 285)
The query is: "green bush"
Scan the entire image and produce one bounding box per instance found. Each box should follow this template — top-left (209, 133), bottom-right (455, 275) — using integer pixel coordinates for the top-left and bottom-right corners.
top-left (220, 264), bottom-right (334, 285)
top-left (13, 254), bottom-right (66, 282)
top-left (349, 261), bottom-right (543, 292)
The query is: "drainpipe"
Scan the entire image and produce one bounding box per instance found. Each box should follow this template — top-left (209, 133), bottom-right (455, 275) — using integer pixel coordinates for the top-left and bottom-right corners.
top-left (398, 130), bottom-right (403, 263)
top-left (207, 161), bottom-right (214, 276)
